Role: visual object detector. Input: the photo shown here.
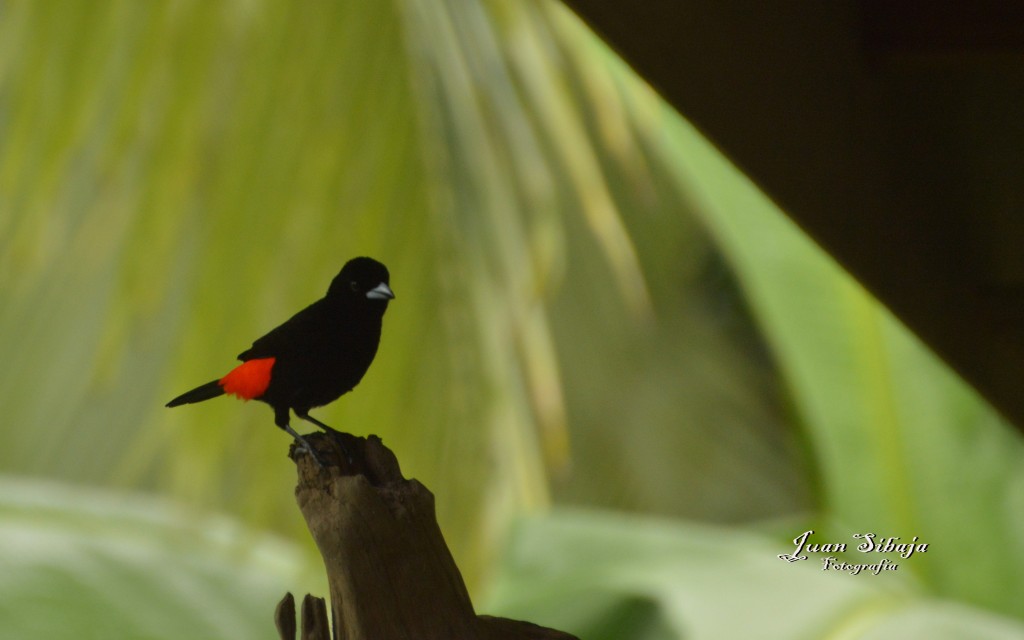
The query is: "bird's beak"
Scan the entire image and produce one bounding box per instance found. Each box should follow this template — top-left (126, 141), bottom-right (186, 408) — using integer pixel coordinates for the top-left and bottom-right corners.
top-left (366, 282), bottom-right (395, 300)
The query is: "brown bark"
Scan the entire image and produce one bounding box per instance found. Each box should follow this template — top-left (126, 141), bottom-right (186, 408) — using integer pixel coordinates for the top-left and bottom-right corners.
top-left (274, 431), bottom-right (578, 640)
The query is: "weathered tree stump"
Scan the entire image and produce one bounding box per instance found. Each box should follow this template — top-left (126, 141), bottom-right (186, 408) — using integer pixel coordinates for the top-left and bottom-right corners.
top-left (273, 431), bottom-right (578, 640)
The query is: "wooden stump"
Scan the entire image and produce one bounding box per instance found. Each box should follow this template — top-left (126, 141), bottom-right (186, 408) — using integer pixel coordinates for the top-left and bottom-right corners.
top-left (273, 431), bottom-right (578, 640)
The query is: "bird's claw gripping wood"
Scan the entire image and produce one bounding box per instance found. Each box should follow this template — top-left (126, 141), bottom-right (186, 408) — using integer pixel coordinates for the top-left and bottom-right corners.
top-left (295, 438), bottom-right (325, 469)
top-left (286, 427), bottom-right (326, 468)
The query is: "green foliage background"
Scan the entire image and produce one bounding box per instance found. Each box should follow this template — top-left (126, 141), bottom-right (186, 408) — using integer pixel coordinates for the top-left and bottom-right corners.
top-left (1, 0), bottom-right (1022, 638)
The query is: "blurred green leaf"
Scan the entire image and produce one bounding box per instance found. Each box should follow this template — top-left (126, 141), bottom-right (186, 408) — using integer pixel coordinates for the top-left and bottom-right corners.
top-left (0, 477), bottom-right (318, 640)
top-left (648, 98), bottom-right (1024, 616)
top-left (486, 510), bottom-right (1024, 640)
top-left (536, 4), bottom-right (810, 522)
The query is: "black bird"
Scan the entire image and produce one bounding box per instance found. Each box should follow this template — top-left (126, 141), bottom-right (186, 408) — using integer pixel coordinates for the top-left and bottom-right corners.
top-left (166, 257), bottom-right (394, 463)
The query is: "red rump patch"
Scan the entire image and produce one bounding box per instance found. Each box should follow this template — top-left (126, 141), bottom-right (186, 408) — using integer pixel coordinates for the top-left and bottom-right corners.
top-left (219, 357), bottom-right (275, 400)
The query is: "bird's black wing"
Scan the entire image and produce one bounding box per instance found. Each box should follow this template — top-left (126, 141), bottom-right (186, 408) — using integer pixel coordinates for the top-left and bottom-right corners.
top-left (236, 298), bottom-right (330, 361)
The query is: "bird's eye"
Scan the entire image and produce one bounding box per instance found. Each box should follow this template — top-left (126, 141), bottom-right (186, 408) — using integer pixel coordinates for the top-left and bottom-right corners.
top-left (350, 281), bottom-right (359, 292)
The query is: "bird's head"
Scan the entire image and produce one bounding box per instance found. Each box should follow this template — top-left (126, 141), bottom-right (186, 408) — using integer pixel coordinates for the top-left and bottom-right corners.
top-left (328, 257), bottom-right (395, 304)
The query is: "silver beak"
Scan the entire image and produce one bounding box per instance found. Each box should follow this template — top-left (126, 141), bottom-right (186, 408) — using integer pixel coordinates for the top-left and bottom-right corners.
top-left (366, 282), bottom-right (395, 300)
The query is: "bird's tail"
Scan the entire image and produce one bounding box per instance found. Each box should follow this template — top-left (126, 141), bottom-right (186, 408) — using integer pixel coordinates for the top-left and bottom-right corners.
top-left (166, 380), bottom-right (224, 407)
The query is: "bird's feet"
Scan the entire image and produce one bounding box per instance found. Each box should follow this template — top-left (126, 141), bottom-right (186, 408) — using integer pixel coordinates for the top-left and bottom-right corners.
top-left (282, 423), bottom-right (325, 468)
top-left (293, 434), bottom-right (325, 468)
